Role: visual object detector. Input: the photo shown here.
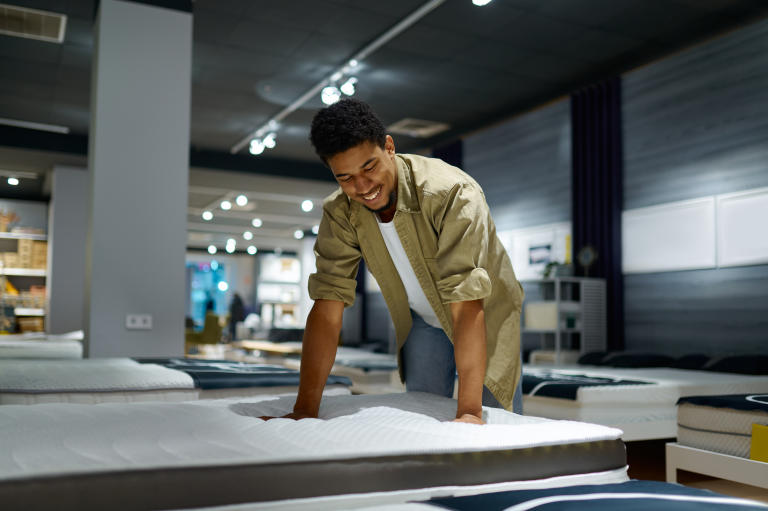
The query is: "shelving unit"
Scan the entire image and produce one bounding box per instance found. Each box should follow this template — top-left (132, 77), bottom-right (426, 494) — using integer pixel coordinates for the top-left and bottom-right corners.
top-left (0, 231), bottom-right (48, 333)
top-left (521, 277), bottom-right (606, 365)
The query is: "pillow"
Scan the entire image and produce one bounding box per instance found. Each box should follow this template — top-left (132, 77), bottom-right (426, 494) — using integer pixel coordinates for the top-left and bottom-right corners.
top-left (601, 352), bottom-right (675, 368)
top-left (703, 355), bottom-right (768, 375)
top-left (577, 351), bottom-right (609, 366)
top-left (670, 354), bottom-right (710, 370)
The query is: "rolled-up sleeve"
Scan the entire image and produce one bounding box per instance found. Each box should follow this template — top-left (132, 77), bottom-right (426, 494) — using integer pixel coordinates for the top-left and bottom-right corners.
top-left (307, 201), bottom-right (361, 307)
top-left (432, 183), bottom-right (493, 303)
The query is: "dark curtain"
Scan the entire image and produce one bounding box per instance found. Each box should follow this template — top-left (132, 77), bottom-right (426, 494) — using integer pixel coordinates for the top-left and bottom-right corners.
top-left (432, 139), bottom-right (463, 169)
top-left (571, 76), bottom-right (624, 351)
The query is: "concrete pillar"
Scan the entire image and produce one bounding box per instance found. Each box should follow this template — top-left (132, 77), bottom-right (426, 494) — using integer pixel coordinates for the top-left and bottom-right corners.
top-left (47, 166), bottom-right (88, 334)
top-left (84, 0), bottom-right (192, 357)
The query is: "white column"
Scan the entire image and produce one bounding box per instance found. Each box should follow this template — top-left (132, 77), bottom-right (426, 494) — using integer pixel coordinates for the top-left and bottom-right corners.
top-left (47, 166), bottom-right (88, 334)
top-left (84, 0), bottom-right (191, 357)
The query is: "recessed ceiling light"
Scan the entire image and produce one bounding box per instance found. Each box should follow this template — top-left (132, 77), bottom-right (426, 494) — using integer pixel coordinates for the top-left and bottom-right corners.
top-left (235, 194), bottom-right (248, 207)
top-left (221, 200), bottom-right (232, 211)
top-left (202, 210), bottom-right (213, 221)
top-left (207, 245), bottom-right (217, 254)
top-left (7, 177), bottom-right (19, 186)
top-left (294, 230), bottom-right (305, 240)
top-left (301, 200), bottom-right (314, 212)
top-left (217, 281), bottom-right (229, 292)
top-left (472, 0), bottom-right (492, 5)
top-left (247, 246), bottom-right (257, 255)
top-left (311, 225), bottom-right (319, 235)
top-left (252, 218), bottom-right (262, 228)
top-left (243, 231), bottom-right (253, 240)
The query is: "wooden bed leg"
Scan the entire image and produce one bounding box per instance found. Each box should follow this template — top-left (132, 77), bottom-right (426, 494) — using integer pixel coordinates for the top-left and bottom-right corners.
top-left (665, 442), bottom-right (678, 483)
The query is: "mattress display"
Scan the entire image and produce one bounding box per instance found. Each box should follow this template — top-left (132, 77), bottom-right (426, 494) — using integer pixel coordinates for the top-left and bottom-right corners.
top-left (422, 480), bottom-right (768, 511)
top-left (522, 366), bottom-right (768, 440)
top-left (0, 358), bottom-right (197, 404)
top-left (0, 392), bottom-right (626, 510)
top-left (135, 358), bottom-right (352, 398)
top-left (677, 393), bottom-right (768, 458)
top-left (0, 358), bottom-right (353, 404)
top-left (0, 338), bottom-right (83, 359)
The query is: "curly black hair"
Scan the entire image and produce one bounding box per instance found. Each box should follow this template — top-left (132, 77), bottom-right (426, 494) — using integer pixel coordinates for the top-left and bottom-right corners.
top-left (309, 98), bottom-right (386, 164)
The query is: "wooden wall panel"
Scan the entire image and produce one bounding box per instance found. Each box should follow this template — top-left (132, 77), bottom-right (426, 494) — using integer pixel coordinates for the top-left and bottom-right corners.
top-left (622, 19), bottom-right (768, 354)
top-left (464, 99), bottom-right (571, 231)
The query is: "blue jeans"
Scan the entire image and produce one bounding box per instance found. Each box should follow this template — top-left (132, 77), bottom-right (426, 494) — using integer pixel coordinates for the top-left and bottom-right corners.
top-left (401, 310), bottom-right (523, 414)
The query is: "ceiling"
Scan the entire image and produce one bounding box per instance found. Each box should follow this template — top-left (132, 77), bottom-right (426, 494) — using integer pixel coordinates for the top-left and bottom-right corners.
top-left (1, 0), bottom-right (768, 252)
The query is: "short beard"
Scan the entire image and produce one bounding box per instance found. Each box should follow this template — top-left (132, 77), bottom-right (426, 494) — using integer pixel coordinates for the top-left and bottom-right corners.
top-left (365, 191), bottom-right (397, 213)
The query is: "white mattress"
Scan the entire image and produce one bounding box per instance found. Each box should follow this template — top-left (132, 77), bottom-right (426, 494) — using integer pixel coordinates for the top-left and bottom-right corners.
top-left (678, 397), bottom-right (768, 458)
top-left (0, 338), bottom-right (83, 359)
top-left (523, 366), bottom-right (768, 440)
top-left (0, 392), bottom-right (623, 482)
top-left (0, 358), bottom-right (198, 404)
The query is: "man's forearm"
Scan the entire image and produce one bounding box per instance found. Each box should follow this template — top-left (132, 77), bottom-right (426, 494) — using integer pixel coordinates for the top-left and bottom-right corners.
top-left (293, 299), bottom-right (345, 417)
top-left (450, 299), bottom-right (486, 420)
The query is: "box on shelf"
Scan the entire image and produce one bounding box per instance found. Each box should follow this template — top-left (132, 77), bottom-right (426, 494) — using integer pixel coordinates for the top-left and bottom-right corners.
top-left (524, 302), bottom-right (558, 330)
top-left (17, 316), bottom-right (44, 333)
top-left (3, 252), bottom-right (19, 268)
top-left (17, 239), bottom-right (33, 268)
top-left (31, 241), bottom-right (47, 269)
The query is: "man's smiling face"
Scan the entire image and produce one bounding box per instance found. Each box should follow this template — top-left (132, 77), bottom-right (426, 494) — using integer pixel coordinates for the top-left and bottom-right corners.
top-left (327, 135), bottom-right (398, 218)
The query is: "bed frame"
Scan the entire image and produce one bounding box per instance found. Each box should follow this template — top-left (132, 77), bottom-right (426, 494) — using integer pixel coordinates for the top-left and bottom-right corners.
top-left (666, 443), bottom-right (768, 490)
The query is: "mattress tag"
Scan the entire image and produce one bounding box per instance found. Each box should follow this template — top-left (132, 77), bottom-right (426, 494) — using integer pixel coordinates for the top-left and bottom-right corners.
top-left (750, 423), bottom-right (768, 463)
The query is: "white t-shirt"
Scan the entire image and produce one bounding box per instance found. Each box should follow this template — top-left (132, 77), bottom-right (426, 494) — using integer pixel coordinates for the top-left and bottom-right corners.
top-left (376, 217), bottom-right (442, 329)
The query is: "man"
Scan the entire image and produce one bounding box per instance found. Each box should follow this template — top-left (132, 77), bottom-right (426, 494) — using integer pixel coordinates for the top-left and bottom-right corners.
top-left (282, 99), bottom-right (523, 424)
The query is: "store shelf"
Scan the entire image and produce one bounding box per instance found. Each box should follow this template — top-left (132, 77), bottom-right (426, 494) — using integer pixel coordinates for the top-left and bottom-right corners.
top-left (14, 308), bottom-right (45, 316)
top-left (0, 232), bottom-right (47, 241)
top-left (523, 328), bottom-right (583, 334)
top-left (0, 268), bottom-right (46, 277)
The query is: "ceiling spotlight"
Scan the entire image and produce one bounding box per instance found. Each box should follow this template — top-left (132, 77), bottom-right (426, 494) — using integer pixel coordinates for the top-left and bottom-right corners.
top-left (225, 245), bottom-right (235, 254)
top-left (294, 230), bottom-right (305, 240)
top-left (251, 218), bottom-right (263, 228)
top-left (472, 0), bottom-right (492, 5)
top-left (348, 59), bottom-right (358, 68)
top-left (207, 245), bottom-right (217, 254)
top-left (263, 132), bottom-right (276, 149)
top-left (243, 230), bottom-right (253, 240)
top-left (247, 245), bottom-right (257, 255)
top-left (235, 194), bottom-right (248, 207)
top-left (311, 224), bottom-right (319, 235)
top-left (221, 200), bottom-right (232, 211)
top-left (226, 238), bottom-right (236, 246)
top-left (340, 77), bottom-right (357, 96)
top-left (218, 281), bottom-right (229, 292)
top-left (321, 85), bottom-right (341, 105)
top-left (202, 210), bottom-right (213, 221)
top-left (301, 199), bottom-right (314, 212)
top-left (7, 177), bottom-right (19, 186)
top-left (249, 139), bottom-right (265, 155)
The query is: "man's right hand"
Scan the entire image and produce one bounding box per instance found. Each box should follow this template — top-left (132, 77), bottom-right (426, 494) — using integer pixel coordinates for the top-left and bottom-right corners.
top-left (259, 411), bottom-right (317, 421)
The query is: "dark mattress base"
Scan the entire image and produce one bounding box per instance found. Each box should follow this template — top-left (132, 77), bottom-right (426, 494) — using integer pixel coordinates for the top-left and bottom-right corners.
top-left (0, 439), bottom-right (626, 511)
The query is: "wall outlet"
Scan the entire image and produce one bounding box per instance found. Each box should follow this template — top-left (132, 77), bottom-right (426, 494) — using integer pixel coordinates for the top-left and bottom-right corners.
top-left (126, 314), bottom-right (153, 330)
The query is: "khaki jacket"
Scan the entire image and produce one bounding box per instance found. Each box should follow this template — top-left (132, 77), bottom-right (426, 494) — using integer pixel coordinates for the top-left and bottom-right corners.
top-left (308, 153), bottom-right (523, 409)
